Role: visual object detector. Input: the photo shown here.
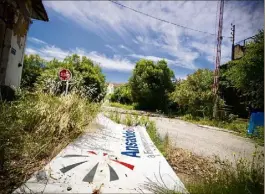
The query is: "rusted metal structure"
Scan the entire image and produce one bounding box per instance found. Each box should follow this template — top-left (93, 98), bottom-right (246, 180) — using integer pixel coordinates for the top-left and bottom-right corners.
top-left (213, 0), bottom-right (224, 119)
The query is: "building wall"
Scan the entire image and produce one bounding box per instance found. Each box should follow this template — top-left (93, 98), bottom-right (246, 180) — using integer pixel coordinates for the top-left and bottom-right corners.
top-left (234, 44), bottom-right (245, 60)
top-left (107, 83), bottom-right (114, 95)
top-left (4, 30), bottom-right (27, 88)
top-left (0, 16), bottom-right (12, 85)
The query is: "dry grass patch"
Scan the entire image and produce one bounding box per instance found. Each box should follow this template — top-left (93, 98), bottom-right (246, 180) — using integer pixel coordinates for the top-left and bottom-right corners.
top-left (0, 92), bottom-right (99, 194)
top-left (166, 146), bottom-right (217, 183)
top-left (166, 143), bottom-right (264, 194)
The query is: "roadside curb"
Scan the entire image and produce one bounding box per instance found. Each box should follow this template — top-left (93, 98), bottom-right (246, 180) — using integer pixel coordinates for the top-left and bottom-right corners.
top-left (197, 124), bottom-right (240, 134)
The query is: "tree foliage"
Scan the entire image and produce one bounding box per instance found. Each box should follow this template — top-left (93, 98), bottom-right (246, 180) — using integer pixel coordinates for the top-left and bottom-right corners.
top-left (21, 55), bottom-right (45, 89)
top-left (170, 69), bottom-right (218, 117)
top-left (110, 84), bottom-right (132, 104)
top-left (22, 54), bottom-right (106, 101)
top-left (224, 30), bottom-right (264, 110)
top-left (129, 59), bottom-right (174, 111)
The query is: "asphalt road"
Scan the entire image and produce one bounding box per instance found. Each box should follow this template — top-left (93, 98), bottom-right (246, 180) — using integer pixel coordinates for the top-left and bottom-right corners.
top-left (149, 116), bottom-right (262, 162)
top-left (104, 106), bottom-right (263, 162)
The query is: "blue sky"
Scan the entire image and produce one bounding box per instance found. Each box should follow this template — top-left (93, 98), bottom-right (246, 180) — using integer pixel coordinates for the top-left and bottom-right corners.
top-left (26, 1), bottom-right (264, 83)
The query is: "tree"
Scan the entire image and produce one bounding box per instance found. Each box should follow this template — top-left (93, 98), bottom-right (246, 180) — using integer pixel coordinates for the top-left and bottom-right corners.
top-left (170, 69), bottom-right (219, 117)
top-left (129, 59), bottom-right (174, 111)
top-left (34, 54), bottom-right (106, 101)
top-left (224, 30), bottom-right (264, 111)
top-left (21, 54), bottom-right (45, 90)
top-left (110, 84), bottom-right (132, 104)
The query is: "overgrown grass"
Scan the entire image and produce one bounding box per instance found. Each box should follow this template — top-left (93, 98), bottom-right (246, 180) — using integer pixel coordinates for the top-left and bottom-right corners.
top-left (0, 91), bottom-right (99, 194)
top-left (109, 102), bottom-right (135, 110)
top-left (186, 148), bottom-right (264, 194)
top-left (108, 111), bottom-right (122, 124)
top-left (149, 145), bottom-right (264, 194)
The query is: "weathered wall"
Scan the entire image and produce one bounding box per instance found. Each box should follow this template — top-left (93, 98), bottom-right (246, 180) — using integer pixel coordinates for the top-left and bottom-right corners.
top-left (4, 31), bottom-right (27, 87)
top-left (234, 44), bottom-right (245, 60)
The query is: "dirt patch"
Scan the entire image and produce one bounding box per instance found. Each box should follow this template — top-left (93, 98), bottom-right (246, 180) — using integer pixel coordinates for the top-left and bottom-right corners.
top-left (165, 146), bottom-right (217, 184)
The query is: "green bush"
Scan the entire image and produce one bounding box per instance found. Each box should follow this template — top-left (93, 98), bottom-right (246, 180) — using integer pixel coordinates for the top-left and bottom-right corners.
top-left (182, 114), bottom-right (196, 121)
top-left (224, 30), bottom-right (264, 111)
top-left (21, 55), bottom-right (45, 90)
top-left (170, 69), bottom-right (224, 118)
top-left (0, 91), bottom-right (99, 193)
top-left (110, 84), bottom-right (132, 104)
top-left (129, 59), bottom-right (174, 112)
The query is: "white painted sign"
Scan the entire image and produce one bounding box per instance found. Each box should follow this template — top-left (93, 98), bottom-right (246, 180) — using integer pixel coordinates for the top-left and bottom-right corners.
top-left (14, 114), bottom-right (187, 193)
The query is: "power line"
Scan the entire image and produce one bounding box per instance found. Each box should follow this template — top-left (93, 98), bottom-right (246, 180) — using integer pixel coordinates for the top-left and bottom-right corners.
top-left (109, 0), bottom-right (229, 38)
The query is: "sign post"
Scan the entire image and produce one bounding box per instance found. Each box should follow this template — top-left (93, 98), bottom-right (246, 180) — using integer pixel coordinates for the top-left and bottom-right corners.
top-left (59, 69), bottom-right (72, 95)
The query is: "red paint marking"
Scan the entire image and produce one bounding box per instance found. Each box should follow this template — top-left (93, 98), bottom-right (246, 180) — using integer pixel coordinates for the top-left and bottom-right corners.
top-left (103, 153), bottom-right (108, 156)
top-left (111, 159), bottom-right (134, 170)
top-left (88, 151), bottom-right (97, 155)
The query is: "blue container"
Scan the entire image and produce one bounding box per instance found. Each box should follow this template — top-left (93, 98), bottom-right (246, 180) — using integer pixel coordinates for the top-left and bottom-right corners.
top-left (247, 112), bottom-right (264, 135)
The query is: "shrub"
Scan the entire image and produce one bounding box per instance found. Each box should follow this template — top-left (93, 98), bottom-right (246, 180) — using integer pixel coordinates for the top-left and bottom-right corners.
top-left (182, 114), bottom-right (195, 121)
top-left (110, 84), bottom-right (132, 104)
top-left (129, 59), bottom-right (174, 112)
top-left (170, 69), bottom-right (224, 118)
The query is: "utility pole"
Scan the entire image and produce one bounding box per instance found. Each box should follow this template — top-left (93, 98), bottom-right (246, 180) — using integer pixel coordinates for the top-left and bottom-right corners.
top-left (213, 0), bottom-right (225, 119)
top-left (231, 24), bottom-right (235, 60)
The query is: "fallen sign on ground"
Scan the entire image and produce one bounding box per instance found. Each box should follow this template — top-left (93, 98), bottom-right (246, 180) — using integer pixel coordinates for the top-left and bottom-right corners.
top-left (14, 114), bottom-right (187, 193)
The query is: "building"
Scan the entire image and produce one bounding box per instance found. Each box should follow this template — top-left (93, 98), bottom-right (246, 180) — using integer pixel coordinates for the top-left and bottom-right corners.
top-left (232, 36), bottom-right (255, 60)
top-left (0, 0), bottom-right (48, 100)
top-left (106, 82), bottom-right (124, 95)
top-left (107, 83), bottom-right (114, 95)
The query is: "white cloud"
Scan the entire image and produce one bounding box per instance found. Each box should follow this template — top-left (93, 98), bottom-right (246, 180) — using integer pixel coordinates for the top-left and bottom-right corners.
top-left (129, 54), bottom-right (171, 62)
top-left (175, 74), bottom-right (187, 80)
top-left (128, 54), bottom-right (196, 69)
top-left (25, 44), bottom-right (134, 72)
top-left (25, 48), bottom-right (38, 55)
top-left (105, 44), bottom-right (117, 53)
top-left (132, 39), bottom-right (139, 44)
top-left (119, 45), bottom-right (133, 53)
top-left (44, 1), bottom-right (263, 70)
top-left (39, 45), bottom-right (70, 61)
top-left (86, 52), bottom-right (134, 72)
top-left (28, 37), bottom-right (47, 45)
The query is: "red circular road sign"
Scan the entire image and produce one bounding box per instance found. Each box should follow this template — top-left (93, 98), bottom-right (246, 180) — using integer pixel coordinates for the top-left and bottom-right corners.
top-left (59, 69), bottom-right (72, 81)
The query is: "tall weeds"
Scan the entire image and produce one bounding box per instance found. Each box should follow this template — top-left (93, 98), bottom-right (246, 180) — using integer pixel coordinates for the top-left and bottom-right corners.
top-left (0, 91), bottom-right (99, 193)
top-left (186, 148), bottom-right (264, 194)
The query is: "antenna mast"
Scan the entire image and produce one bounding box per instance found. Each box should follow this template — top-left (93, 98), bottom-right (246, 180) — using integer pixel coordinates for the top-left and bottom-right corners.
top-left (213, 0), bottom-right (225, 119)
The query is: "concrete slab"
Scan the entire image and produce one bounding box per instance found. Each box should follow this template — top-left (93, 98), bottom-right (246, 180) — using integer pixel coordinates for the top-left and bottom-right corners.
top-left (14, 114), bottom-right (186, 193)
